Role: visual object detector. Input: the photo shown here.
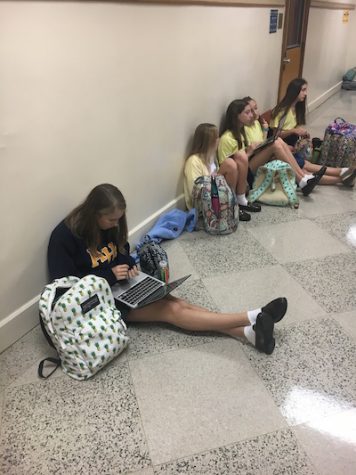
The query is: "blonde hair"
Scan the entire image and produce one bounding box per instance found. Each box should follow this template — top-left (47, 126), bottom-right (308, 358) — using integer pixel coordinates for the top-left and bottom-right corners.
top-left (188, 123), bottom-right (218, 168)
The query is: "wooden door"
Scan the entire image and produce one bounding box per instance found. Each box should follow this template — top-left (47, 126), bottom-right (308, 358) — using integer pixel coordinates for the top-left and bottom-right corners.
top-left (278, 0), bottom-right (311, 100)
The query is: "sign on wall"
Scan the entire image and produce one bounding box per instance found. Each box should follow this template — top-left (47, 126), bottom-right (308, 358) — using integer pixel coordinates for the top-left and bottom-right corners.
top-left (270, 9), bottom-right (278, 33)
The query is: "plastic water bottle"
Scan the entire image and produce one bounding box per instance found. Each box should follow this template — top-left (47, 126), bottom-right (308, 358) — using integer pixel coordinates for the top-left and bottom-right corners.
top-left (159, 260), bottom-right (169, 284)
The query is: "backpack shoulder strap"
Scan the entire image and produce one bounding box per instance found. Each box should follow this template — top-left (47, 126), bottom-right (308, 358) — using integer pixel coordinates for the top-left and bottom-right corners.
top-left (39, 276), bottom-right (79, 331)
top-left (277, 168), bottom-right (299, 208)
top-left (38, 357), bottom-right (61, 379)
top-left (249, 167), bottom-right (274, 203)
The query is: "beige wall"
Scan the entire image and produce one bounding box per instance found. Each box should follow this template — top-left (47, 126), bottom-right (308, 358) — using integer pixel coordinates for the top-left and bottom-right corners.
top-left (346, 9), bottom-right (356, 68)
top-left (304, 6), bottom-right (353, 107)
top-left (1, 1), bottom-right (355, 351)
top-left (0, 1), bottom-right (284, 348)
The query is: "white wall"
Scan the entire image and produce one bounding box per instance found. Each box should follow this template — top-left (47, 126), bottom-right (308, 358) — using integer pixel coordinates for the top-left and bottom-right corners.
top-left (304, 6), bottom-right (354, 108)
top-left (0, 1), bottom-right (284, 350)
top-left (346, 9), bottom-right (356, 68)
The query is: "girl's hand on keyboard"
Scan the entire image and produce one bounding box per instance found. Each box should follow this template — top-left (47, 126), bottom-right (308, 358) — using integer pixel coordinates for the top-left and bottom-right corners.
top-left (112, 264), bottom-right (139, 280)
top-left (128, 265), bottom-right (139, 279)
top-left (112, 264), bottom-right (130, 280)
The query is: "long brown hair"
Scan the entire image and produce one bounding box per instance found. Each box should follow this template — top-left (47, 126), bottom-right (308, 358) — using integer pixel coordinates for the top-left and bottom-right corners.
top-left (271, 78), bottom-right (307, 125)
top-left (221, 99), bottom-right (248, 149)
top-left (188, 123), bottom-right (218, 168)
top-left (65, 184), bottom-right (128, 254)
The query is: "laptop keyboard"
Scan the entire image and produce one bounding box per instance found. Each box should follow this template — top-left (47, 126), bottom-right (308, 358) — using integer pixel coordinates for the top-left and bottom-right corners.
top-left (119, 277), bottom-right (163, 306)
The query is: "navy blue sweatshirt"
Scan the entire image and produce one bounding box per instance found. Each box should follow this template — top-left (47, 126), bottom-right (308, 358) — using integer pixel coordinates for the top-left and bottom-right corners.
top-left (47, 220), bottom-right (135, 285)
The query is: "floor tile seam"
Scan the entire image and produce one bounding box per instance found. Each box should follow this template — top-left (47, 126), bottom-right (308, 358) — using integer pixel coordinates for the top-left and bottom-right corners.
top-left (275, 314), bottom-right (356, 339)
top-left (289, 425), bottom-right (323, 475)
top-left (280, 251), bottom-right (356, 313)
top-left (311, 212), bottom-right (356, 247)
top-left (245, 215), bottom-right (303, 229)
top-left (127, 337), bottom-right (223, 364)
top-left (2, 351), bottom-right (130, 394)
top-left (329, 314), bottom-right (356, 343)
top-left (239, 342), bottom-right (294, 421)
top-left (0, 397), bottom-right (4, 439)
top-left (282, 248), bottom-right (354, 268)
top-left (198, 260), bottom-right (281, 280)
top-left (126, 357), bottom-right (155, 472)
top-left (149, 425), bottom-right (294, 469)
top-left (201, 262), bottom-right (283, 285)
top-left (246, 217), bottom-right (355, 254)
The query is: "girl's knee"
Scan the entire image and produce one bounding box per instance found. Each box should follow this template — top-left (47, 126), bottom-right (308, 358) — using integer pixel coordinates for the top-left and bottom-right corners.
top-left (272, 139), bottom-right (283, 152)
top-left (233, 151), bottom-right (248, 165)
top-left (222, 158), bottom-right (238, 172)
top-left (166, 298), bottom-right (185, 317)
top-left (218, 159), bottom-right (238, 181)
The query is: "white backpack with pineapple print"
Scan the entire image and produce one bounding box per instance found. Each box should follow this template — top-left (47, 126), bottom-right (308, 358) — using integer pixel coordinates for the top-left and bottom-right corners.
top-left (38, 275), bottom-right (129, 380)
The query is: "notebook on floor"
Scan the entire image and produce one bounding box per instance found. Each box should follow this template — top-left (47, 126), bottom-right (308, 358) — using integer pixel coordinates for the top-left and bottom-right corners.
top-left (249, 120), bottom-right (284, 157)
top-left (111, 271), bottom-right (191, 309)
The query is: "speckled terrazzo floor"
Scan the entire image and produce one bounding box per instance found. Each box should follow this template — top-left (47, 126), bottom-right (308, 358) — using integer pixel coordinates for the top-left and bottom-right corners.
top-left (1, 91), bottom-right (356, 474)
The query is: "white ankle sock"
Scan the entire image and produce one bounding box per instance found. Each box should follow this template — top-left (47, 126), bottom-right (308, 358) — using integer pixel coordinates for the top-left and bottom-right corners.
top-left (244, 325), bottom-right (256, 345)
top-left (340, 167), bottom-right (348, 176)
top-left (247, 308), bottom-right (261, 325)
top-left (299, 175), bottom-right (314, 188)
top-left (237, 194), bottom-right (248, 206)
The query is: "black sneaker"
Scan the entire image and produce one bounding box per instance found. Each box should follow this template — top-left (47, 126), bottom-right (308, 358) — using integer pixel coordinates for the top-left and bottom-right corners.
top-left (262, 297), bottom-right (288, 323)
top-left (313, 165), bottom-right (327, 183)
top-left (239, 202), bottom-right (262, 212)
top-left (301, 176), bottom-right (318, 196)
top-left (254, 312), bottom-right (275, 355)
top-left (239, 209), bottom-right (251, 221)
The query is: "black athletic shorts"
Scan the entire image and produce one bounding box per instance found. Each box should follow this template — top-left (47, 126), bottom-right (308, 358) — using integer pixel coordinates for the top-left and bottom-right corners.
top-left (115, 300), bottom-right (131, 321)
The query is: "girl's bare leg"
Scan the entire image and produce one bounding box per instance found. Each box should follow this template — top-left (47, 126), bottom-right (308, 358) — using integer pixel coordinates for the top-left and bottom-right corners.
top-left (304, 161), bottom-right (342, 179)
top-left (248, 138), bottom-right (305, 182)
top-left (232, 151), bottom-right (249, 194)
top-left (125, 296), bottom-right (249, 339)
top-left (218, 158), bottom-right (238, 192)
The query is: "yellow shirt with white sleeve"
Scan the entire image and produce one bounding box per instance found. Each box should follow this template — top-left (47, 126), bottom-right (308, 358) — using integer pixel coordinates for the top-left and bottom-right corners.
top-left (184, 154), bottom-right (217, 210)
top-left (218, 131), bottom-right (245, 165)
top-left (270, 108), bottom-right (297, 130)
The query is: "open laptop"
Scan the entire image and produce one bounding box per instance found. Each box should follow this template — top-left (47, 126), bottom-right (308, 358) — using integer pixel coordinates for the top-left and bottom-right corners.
top-left (249, 120), bottom-right (284, 158)
top-left (111, 272), bottom-right (191, 309)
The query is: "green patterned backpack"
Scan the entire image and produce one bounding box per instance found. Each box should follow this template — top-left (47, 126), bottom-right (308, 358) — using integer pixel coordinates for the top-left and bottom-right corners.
top-left (249, 160), bottom-right (299, 208)
top-left (38, 275), bottom-right (129, 380)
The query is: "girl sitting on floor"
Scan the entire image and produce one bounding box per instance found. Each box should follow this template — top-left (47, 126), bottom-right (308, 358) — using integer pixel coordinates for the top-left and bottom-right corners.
top-left (218, 99), bottom-right (318, 197)
top-left (184, 123), bottom-right (250, 221)
top-left (48, 183), bottom-right (289, 354)
top-left (270, 78), bottom-right (356, 187)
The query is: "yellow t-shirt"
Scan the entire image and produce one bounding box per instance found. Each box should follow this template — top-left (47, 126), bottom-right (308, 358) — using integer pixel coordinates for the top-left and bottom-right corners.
top-left (218, 130), bottom-right (245, 165)
top-left (183, 154), bottom-right (210, 210)
top-left (244, 120), bottom-right (264, 144)
top-left (270, 108), bottom-right (297, 130)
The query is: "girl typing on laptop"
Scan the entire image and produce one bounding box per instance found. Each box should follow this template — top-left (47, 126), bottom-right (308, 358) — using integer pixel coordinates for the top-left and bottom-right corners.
top-left (48, 183), bottom-right (288, 355)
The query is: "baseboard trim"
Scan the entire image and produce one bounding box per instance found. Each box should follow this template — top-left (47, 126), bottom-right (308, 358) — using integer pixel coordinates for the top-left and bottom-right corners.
top-left (0, 297), bottom-right (40, 354)
top-left (0, 193), bottom-right (186, 354)
top-left (308, 81), bottom-right (342, 113)
top-left (128, 193), bottom-right (186, 246)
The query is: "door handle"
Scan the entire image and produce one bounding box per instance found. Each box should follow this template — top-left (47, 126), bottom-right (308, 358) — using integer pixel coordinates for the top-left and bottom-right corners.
top-left (283, 58), bottom-right (291, 64)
